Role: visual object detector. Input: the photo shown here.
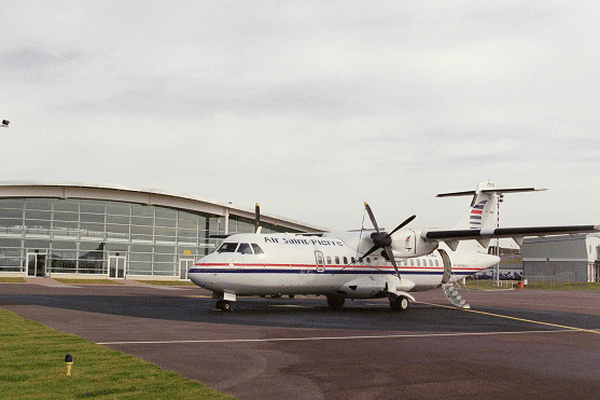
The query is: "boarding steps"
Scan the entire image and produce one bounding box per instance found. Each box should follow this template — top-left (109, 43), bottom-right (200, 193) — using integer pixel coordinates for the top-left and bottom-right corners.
top-left (442, 283), bottom-right (470, 309)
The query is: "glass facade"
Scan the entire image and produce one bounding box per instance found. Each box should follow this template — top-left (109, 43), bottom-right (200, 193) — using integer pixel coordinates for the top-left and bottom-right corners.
top-left (0, 197), bottom-right (287, 278)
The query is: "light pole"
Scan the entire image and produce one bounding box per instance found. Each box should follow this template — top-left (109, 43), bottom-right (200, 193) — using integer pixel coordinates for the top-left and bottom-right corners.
top-left (494, 194), bottom-right (504, 286)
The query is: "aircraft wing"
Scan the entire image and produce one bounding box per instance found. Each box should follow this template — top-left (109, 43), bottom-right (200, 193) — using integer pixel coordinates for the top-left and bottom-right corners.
top-left (423, 225), bottom-right (600, 250)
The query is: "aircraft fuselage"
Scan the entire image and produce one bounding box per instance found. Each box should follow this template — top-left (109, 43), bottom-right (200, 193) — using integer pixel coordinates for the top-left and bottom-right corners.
top-left (189, 231), bottom-right (498, 300)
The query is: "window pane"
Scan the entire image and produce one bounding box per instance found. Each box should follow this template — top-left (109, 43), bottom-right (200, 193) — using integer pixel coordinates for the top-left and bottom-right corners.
top-left (131, 216), bottom-right (153, 226)
top-left (106, 215), bottom-right (129, 225)
top-left (1, 208), bottom-right (23, 219)
top-left (155, 207), bottom-right (176, 219)
top-left (106, 223), bottom-right (129, 235)
top-left (132, 204), bottom-right (154, 217)
top-left (131, 225), bottom-right (152, 236)
top-left (25, 199), bottom-right (53, 210)
top-left (53, 211), bottom-right (78, 222)
top-left (106, 202), bottom-right (130, 215)
top-left (80, 200), bottom-right (105, 214)
top-left (81, 213), bottom-right (104, 223)
top-left (51, 241), bottom-right (76, 250)
top-left (81, 223), bottom-right (104, 233)
top-left (155, 218), bottom-right (176, 228)
top-left (54, 200), bottom-right (79, 212)
top-left (25, 210), bottom-right (51, 220)
top-left (154, 254), bottom-right (175, 263)
top-left (0, 218), bottom-right (22, 228)
top-left (52, 220), bottom-right (78, 232)
top-left (0, 199), bottom-right (25, 209)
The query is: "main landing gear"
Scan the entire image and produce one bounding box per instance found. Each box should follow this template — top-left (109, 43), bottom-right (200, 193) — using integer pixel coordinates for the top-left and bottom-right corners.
top-left (389, 295), bottom-right (410, 312)
top-left (215, 300), bottom-right (233, 312)
top-left (326, 294), bottom-right (346, 310)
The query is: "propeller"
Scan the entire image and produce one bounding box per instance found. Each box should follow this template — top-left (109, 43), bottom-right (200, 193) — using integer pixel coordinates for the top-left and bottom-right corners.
top-left (254, 203), bottom-right (261, 233)
top-left (359, 202), bottom-right (416, 278)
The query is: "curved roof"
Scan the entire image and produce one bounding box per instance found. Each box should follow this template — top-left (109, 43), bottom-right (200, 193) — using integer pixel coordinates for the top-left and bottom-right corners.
top-left (0, 182), bottom-right (325, 233)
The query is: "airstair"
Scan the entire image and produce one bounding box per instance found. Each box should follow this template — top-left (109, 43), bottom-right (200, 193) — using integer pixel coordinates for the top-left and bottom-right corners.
top-left (442, 283), bottom-right (470, 309)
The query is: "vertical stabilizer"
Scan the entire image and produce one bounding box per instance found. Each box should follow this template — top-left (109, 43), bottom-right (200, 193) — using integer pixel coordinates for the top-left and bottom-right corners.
top-left (446, 181), bottom-right (500, 231)
top-left (436, 181), bottom-right (546, 252)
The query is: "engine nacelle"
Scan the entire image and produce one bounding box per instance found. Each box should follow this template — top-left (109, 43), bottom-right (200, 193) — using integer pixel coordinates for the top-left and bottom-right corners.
top-left (390, 229), bottom-right (438, 258)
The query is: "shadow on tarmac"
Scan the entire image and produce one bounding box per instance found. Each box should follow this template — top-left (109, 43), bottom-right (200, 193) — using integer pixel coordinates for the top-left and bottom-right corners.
top-left (3, 286), bottom-right (592, 333)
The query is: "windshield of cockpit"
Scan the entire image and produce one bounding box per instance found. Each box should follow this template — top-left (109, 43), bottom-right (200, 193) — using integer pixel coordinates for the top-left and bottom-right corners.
top-left (216, 242), bottom-right (264, 255)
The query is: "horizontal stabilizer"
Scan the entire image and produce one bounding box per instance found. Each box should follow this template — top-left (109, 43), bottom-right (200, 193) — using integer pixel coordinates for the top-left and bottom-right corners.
top-left (437, 186), bottom-right (546, 198)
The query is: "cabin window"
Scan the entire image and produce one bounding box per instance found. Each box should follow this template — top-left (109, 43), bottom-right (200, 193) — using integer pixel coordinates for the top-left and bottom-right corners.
top-left (366, 257), bottom-right (371, 264)
top-left (334, 256), bottom-right (340, 265)
top-left (251, 244), bottom-right (264, 254)
top-left (415, 259), bottom-right (420, 267)
top-left (326, 256), bottom-right (332, 264)
top-left (217, 242), bottom-right (238, 253)
top-left (237, 243), bottom-right (253, 254)
top-left (408, 259), bottom-right (413, 266)
top-left (351, 257), bottom-right (356, 263)
top-left (343, 256), bottom-right (348, 264)
top-left (435, 260), bottom-right (439, 266)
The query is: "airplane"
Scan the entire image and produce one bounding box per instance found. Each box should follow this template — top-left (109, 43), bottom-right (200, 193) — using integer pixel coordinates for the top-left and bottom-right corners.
top-left (189, 181), bottom-right (599, 311)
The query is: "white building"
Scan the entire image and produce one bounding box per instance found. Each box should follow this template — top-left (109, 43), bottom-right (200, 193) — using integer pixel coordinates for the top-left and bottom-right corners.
top-left (521, 234), bottom-right (600, 283)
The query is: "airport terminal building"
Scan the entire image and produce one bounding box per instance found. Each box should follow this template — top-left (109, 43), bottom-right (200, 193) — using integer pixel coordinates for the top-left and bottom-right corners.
top-left (0, 183), bottom-right (321, 280)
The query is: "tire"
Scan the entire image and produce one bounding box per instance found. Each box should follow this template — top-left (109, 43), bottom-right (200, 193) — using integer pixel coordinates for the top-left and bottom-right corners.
top-left (390, 295), bottom-right (409, 312)
top-left (326, 294), bottom-right (345, 309)
top-left (216, 300), bottom-right (233, 312)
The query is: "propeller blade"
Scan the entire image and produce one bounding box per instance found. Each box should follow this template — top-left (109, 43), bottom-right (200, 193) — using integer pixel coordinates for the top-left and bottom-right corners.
top-left (364, 202), bottom-right (380, 233)
top-left (254, 203), bottom-right (261, 233)
top-left (358, 243), bottom-right (380, 262)
top-left (384, 247), bottom-right (401, 278)
top-left (387, 214), bottom-right (416, 237)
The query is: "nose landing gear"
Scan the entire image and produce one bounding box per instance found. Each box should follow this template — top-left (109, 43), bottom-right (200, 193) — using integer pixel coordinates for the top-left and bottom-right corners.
top-left (215, 300), bottom-right (233, 312)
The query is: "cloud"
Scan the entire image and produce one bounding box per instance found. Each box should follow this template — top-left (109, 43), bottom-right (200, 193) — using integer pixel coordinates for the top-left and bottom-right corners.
top-left (2, 1), bottom-right (600, 230)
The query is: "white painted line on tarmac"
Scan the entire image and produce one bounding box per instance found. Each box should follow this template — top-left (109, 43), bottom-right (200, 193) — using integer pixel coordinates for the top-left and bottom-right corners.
top-left (418, 301), bottom-right (600, 335)
top-left (97, 328), bottom-right (582, 346)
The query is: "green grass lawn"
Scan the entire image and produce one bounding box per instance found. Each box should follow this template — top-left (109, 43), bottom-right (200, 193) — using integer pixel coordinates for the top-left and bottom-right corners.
top-left (0, 308), bottom-right (235, 400)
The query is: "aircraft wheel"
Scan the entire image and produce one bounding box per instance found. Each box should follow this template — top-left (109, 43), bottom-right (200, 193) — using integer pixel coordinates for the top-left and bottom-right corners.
top-left (326, 294), bottom-right (345, 310)
top-left (390, 295), bottom-right (409, 312)
top-left (216, 300), bottom-right (233, 312)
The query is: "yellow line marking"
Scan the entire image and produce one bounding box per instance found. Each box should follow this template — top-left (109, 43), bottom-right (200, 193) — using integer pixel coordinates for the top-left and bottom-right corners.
top-left (417, 301), bottom-right (600, 335)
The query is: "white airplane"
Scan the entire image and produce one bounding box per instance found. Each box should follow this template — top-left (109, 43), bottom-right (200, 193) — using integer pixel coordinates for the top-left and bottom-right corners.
top-left (189, 181), bottom-right (598, 311)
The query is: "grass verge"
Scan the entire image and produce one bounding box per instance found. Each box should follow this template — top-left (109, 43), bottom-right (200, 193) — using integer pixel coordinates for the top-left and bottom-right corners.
top-left (465, 279), bottom-right (600, 291)
top-left (134, 280), bottom-right (196, 286)
top-left (0, 308), bottom-right (236, 400)
top-left (0, 277), bottom-right (26, 283)
top-left (53, 279), bottom-right (124, 285)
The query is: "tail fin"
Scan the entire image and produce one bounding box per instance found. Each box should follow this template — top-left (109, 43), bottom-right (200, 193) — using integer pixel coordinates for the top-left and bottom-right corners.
top-left (437, 181), bottom-right (546, 251)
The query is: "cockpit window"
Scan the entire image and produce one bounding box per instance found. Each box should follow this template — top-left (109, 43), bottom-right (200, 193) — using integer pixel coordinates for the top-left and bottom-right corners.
top-left (237, 243), bottom-right (253, 254)
top-left (251, 244), bottom-right (264, 255)
top-left (217, 242), bottom-right (239, 253)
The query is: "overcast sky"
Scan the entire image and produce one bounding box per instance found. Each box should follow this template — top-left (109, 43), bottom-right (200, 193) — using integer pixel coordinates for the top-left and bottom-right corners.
top-left (2, 1), bottom-right (599, 231)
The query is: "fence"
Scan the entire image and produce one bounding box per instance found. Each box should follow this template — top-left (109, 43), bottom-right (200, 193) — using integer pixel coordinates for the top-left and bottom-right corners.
top-left (523, 272), bottom-right (575, 289)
